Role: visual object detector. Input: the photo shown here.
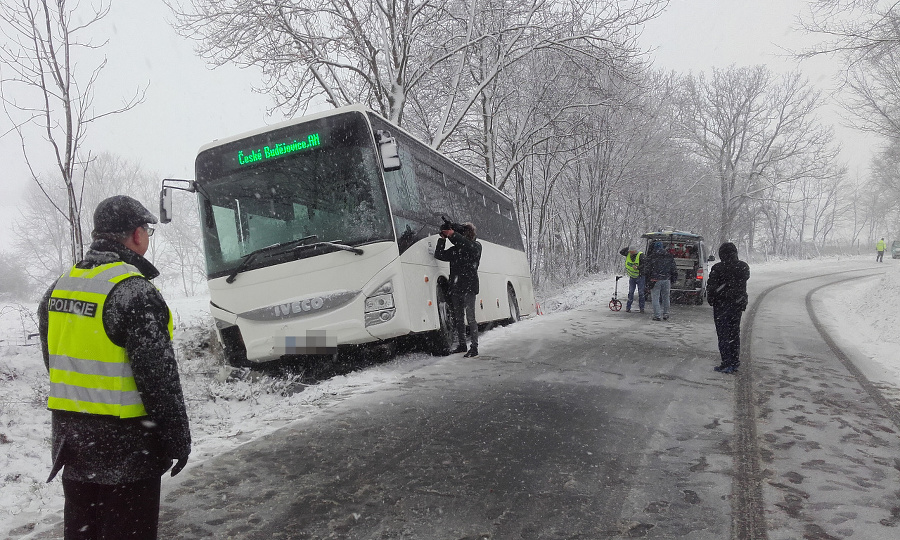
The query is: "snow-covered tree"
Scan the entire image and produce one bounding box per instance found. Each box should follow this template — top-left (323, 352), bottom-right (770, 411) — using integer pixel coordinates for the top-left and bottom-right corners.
top-left (673, 65), bottom-right (843, 246)
top-left (0, 0), bottom-right (144, 262)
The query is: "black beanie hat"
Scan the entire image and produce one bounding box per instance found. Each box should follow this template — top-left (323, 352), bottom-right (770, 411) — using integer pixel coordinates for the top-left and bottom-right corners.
top-left (92, 195), bottom-right (158, 235)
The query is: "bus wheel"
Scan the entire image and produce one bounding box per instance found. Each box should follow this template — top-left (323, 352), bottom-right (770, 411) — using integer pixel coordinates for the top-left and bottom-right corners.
top-left (429, 286), bottom-right (454, 356)
top-left (507, 285), bottom-right (520, 323)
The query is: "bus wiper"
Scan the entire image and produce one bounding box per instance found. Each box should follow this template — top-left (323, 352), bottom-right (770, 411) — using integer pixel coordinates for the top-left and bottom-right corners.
top-left (294, 240), bottom-right (364, 256)
top-left (226, 235), bottom-right (318, 284)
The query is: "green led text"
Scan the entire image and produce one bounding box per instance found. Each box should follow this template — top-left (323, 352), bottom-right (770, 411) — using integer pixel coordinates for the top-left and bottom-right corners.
top-left (237, 133), bottom-right (322, 166)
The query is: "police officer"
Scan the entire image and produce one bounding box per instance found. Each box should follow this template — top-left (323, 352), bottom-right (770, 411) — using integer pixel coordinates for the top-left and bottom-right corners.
top-left (876, 237), bottom-right (886, 262)
top-left (37, 195), bottom-right (191, 539)
top-left (618, 246), bottom-right (645, 313)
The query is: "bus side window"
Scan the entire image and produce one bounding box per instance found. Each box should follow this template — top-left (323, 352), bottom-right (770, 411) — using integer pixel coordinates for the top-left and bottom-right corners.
top-left (383, 145), bottom-right (422, 214)
top-left (416, 158), bottom-right (450, 218)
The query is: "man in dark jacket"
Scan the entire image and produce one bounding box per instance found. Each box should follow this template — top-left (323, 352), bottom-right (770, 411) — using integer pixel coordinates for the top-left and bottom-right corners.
top-left (707, 242), bottom-right (751, 374)
top-left (37, 195), bottom-right (191, 539)
top-left (644, 241), bottom-right (679, 321)
top-left (434, 221), bottom-right (482, 357)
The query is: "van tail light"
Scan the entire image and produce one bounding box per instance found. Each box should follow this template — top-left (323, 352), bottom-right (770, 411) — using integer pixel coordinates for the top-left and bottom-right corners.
top-left (696, 267), bottom-right (703, 280)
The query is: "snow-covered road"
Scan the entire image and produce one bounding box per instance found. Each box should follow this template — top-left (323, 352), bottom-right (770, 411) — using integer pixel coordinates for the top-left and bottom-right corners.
top-left (2, 256), bottom-right (899, 539)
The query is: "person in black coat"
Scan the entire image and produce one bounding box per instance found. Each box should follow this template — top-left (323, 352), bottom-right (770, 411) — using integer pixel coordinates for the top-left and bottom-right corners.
top-left (707, 242), bottom-right (751, 374)
top-left (644, 241), bottom-right (679, 321)
top-left (434, 222), bottom-right (482, 357)
top-left (37, 195), bottom-right (191, 539)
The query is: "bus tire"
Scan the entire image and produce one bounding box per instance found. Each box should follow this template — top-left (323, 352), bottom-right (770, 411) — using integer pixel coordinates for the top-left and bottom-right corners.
top-left (429, 286), bottom-right (454, 356)
top-left (507, 285), bottom-right (520, 324)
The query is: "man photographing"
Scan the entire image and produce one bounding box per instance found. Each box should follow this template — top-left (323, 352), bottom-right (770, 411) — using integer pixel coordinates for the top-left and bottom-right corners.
top-left (37, 195), bottom-right (191, 539)
top-left (434, 219), bottom-right (483, 357)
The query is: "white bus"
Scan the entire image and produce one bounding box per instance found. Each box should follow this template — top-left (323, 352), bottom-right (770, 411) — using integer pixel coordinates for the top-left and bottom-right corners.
top-left (160, 104), bottom-right (535, 366)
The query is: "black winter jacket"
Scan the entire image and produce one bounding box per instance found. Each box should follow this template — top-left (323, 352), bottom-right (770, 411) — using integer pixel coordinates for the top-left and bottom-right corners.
top-left (434, 232), bottom-right (482, 295)
top-left (37, 239), bottom-right (191, 484)
top-left (707, 248), bottom-right (750, 311)
top-left (644, 244), bottom-right (678, 283)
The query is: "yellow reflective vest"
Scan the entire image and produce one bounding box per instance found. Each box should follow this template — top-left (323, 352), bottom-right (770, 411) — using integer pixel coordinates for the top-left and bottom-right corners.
top-left (625, 252), bottom-right (642, 278)
top-left (46, 262), bottom-right (174, 418)
top-left (876, 239), bottom-right (886, 251)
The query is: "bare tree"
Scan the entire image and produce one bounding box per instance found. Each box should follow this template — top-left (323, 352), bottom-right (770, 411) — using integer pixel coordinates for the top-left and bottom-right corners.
top-left (12, 153), bottom-right (161, 290)
top-left (870, 135), bottom-right (900, 194)
top-left (797, 1), bottom-right (900, 138)
top-left (799, 1), bottom-right (900, 56)
top-left (673, 65), bottom-right (843, 245)
top-left (168, 0), bottom-right (664, 149)
top-left (0, 0), bottom-right (144, 263)
top-left (0, 252), bottom-right (33, 300)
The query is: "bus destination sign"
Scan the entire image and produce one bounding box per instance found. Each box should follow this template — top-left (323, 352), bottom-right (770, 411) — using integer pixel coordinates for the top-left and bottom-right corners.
top-left (235, 133), bottom-right (322, 166)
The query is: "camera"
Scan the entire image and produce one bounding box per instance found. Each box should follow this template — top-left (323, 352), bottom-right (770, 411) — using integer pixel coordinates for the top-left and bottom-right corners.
top-left (441, 215), bottom-right (465, 235)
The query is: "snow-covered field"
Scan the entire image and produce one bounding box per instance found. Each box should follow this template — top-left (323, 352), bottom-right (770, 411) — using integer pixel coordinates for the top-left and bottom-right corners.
top-left (2, 256), bottom-right (898, 537)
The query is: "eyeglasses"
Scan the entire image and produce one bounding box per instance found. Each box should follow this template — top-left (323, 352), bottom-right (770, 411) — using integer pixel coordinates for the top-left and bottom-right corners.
top-left (143, 225), bottom-right (155, 237)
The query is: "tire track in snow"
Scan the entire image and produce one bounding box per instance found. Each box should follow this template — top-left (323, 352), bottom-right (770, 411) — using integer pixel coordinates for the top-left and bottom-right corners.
top-left (805, 276), bottom-right (900, 432)
top-left (736, 268), bottom-right (884, 540)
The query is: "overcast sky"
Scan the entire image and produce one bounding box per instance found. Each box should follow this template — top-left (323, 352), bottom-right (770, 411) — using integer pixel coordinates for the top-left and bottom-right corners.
top-left (0, 0), bottom-right (879, 250)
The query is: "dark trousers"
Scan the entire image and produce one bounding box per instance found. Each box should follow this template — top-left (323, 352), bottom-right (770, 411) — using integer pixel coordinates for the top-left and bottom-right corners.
top-left (713, 304), bottom-right (743, 368)
top-left (626, 275), bottom-right (645, 311)
top-left (877, 250), bottom-right (884, 262)
top-left (452, 291), bottom-right (478, 349)
top-left (63, 477), bottom-right (161, 540)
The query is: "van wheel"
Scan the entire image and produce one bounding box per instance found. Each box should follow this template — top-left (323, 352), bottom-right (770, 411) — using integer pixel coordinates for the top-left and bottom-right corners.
top-left (507, 285), bottom-right (520, 323)
top-left (428, 286), bottom-right (454, 356)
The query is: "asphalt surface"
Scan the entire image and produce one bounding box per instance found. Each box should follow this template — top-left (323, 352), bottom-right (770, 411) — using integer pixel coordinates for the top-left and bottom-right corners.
top-left (741, 265), bottom-right (900, 540)
top-left (13, 259), bottom-right (900, 539)
top-left (154, 300), bottom-right (736, 538)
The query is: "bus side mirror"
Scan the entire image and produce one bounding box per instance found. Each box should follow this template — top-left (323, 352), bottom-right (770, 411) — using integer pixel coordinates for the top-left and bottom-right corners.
top-left (159, 179), bottom-right (196, 224)
top-left (160, 187), bottom-right (173, 224)
top-left (376, 130), bottom-right (401, 172)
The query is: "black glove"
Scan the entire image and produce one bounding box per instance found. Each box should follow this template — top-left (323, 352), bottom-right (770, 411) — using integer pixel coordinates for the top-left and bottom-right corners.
top-left (647, 279), bottom-right (656, 290)
top-left (440, 215), bottom-right (464, 235)
top-left (171, 455), bottom-right (189, 477)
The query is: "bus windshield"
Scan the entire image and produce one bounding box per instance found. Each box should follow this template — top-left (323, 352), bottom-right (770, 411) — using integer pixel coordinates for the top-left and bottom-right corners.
top-left (195, 112), bottom-right (394, 278)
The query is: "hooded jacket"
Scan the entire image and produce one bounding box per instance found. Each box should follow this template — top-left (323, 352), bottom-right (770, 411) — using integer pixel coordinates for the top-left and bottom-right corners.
top-left (644, 241), bottom-right (678, 283)
top-left (37, 238), bottom-right (191, 484)
top-left (434, 231), bottom-right (482, 295)
top-left (706, 242), bottom-right (750, 311)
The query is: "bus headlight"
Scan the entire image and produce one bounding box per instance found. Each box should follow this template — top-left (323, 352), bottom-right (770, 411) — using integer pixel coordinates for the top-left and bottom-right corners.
top-left (365, 282), bottom-right (396, 326)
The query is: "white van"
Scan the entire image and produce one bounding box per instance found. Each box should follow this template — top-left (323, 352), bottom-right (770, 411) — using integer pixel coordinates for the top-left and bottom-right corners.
top-left (641, 229), bottom-right (714, 305)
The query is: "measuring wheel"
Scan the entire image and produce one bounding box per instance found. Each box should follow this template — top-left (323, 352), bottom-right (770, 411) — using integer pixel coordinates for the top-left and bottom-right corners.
top-left (608, 275), bottom-right (624, 311)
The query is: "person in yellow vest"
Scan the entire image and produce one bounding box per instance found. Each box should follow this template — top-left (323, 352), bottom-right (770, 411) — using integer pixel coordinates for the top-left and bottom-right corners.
top-left (37, 195), bottom-right (191, 540)
top-left (876, 237), bottom-right (886, 262)
top-left (618, 245), bottom-right (646, 313)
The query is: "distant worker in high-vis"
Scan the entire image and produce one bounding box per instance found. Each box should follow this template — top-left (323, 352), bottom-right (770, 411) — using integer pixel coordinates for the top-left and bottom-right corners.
top-left (876, 237), bottom-right (886, 262)
top-left (37, 195), bottom-right (191, 540)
